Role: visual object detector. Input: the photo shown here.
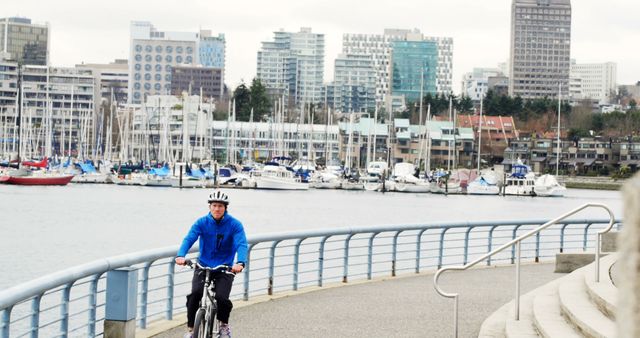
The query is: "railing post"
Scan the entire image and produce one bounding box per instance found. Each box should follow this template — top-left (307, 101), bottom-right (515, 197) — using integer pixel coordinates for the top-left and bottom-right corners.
top-left (138, 263), bottom-right (151, 328)
top-left (463, 227), bottom-right (473, 265)
top-left (595, 233), bottom-right (601, 283)
top-left (367, 233), bottom-right (380, 280)
top-left (104, 268), bottom-right (138, 338)
top-left (30, 295), bottom-right (42, 338)
top-left (318, 237), bottom-right (328, 287)
top-left (268, 241), bottom-right (281, 295)
top-left (583, 223), bottom-right (593, 251)
top-left (392, 231), bottom-right (402, 277)
top-left (60, 283), bottom-right (72, 338)
top-left (166, 260), bottom-right (175, 320)
top-left (487, 226), bottom-right (497, 266)
top-left (343, 234), bottom-right (354, 283)
top-left (515, 241), bottom-right (521, 321)
top-left (535, 232), bottom-right (540, 263)
top-left (293, 238), bottom-right (305, 291)
top-left (511, 225), bottom-right (522, 264)
top-left (1, 306), bottom-right (12, 338)
top-left (438, 228), bottom-right (449, 269)
top-left (88, 275), bottom-right (100, 338)
top-left (244, 244), bottom-right (256, 301)
top-left (416, 229), bottom-right (427, 273)
top-left (559, 223), bottom-right (569, 253)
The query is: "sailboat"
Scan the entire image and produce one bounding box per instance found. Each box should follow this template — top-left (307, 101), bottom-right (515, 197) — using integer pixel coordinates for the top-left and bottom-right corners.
top-left (0, 69), bottom-right (74, 186)
top-left (467, 96), bottom-right (500, 195)
top-left (535, 84), bottom-right (567, 197)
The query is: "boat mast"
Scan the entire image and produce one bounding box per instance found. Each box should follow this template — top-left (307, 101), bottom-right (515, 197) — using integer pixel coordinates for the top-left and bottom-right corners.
top-left (477, 93), bottom-right (483, 174)
top-left (556, 83), bottom-right (561, 177)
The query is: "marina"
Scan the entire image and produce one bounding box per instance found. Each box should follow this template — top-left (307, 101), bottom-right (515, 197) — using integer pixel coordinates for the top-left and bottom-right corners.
top-left (0, 183), bottom-right (623, 291)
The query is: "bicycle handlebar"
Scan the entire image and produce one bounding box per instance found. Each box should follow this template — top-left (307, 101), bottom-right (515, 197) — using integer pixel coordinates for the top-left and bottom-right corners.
top-left (184, 259), bottom-right (235, 275)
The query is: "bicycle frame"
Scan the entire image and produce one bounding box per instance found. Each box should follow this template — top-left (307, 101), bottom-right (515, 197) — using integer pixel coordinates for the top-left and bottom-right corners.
top-left (199, 269), bottom-right (218, 338)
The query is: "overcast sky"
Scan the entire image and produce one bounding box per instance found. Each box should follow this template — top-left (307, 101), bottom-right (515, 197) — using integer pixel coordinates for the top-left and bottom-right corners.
top-left (5, 0), bottom-right (639, 93)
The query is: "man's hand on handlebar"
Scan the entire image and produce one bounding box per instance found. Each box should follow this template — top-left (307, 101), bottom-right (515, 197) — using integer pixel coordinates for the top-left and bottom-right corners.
top-left (175, 257), bottom-right (187, 266)
top-left (231, 263), bottom-right (244, 273)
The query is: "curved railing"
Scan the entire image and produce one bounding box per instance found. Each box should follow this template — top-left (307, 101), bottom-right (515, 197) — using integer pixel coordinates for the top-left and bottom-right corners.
top-left (0, 217), bottom-right (622, 338)
top-left (433, 203), bottom-right (617, 338)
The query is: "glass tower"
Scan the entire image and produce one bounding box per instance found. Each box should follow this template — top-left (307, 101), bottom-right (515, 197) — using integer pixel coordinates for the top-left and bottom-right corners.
top-left (390, 40), bottom-right (438, 102)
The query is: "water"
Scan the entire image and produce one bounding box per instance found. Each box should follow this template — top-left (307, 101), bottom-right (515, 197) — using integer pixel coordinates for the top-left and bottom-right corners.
top-left (0, 184), bottom-right (623, 290)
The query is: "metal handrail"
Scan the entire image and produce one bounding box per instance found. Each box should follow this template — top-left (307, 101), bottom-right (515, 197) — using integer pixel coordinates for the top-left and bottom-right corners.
top-left (0, 217), bottom-right (619, 338)
top-left (433, 203), bottom-right (616, 338)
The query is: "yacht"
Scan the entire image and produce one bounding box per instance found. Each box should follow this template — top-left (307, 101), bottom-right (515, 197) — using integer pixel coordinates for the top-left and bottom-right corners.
top-left (503, 164), bottom-right (536, 196)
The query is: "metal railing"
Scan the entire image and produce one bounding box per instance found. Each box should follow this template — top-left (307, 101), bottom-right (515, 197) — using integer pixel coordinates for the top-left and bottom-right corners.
top-left (0, 216), bottom-right (621, 338)
top-left (433, 203), bottom-right (617, 338)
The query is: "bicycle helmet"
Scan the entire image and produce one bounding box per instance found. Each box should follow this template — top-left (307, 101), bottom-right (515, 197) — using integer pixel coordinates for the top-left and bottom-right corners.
top-left (207, 190), bottom-right (230, 205)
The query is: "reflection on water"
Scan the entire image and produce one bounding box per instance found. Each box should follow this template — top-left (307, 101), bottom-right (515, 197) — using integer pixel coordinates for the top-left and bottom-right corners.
top-left (0, 184), bottom-right (622, 289)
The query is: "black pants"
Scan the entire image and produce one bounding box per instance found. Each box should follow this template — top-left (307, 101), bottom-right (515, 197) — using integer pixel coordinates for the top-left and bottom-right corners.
top-left (186, 269), bottom-right (235, 327)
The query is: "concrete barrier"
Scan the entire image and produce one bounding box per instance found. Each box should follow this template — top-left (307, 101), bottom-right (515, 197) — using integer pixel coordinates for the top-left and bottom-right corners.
top-left (617, 172), bottom-right (640, 338)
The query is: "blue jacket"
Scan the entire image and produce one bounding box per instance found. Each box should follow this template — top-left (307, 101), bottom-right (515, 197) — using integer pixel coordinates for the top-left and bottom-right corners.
top-left (177, 211), bottom-right (248, 268)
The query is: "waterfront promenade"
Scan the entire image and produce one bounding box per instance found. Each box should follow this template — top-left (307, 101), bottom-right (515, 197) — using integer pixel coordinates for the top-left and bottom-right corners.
top-left (151, 263), bottom-right (562, 338)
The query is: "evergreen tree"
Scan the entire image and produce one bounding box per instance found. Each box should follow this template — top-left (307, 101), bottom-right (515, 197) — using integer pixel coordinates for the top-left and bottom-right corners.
top-left (232, 82), bottom-right (251, 121)
top-left (249, 78), bottom-right (271, 121)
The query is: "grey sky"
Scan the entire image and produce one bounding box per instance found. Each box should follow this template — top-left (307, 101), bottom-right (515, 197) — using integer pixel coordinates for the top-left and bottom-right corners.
top-left (5, 0), bottom-right (639, 93)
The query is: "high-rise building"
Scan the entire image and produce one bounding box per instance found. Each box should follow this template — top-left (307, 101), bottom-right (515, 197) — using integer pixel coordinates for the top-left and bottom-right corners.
top-left (256, 28), bottom-right (325, 107)
top-left (342, 29), bottom-right (453, 105)
top-left (570, 61), bottom-right (617, 105)
top-left (76, 59), bottom-right (129, 104)
top-left (390, 40), bottom-right (438, 102)
top-left (0, 60), bottom-right (98, 158)
top-left (0, 17), bottom-right (49, 66)
top-left (325, 54), bottom-right (376, 113)
top-left (509, 0), bottom-right (572, 99)
top-left (128, 21), bottom-right (225, 104)
top-left (171, 66), bottom-right (223, 99)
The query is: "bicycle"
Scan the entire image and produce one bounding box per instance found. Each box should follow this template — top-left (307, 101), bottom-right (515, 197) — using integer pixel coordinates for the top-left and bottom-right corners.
top-left (185, 259), bottom-right (235, 338)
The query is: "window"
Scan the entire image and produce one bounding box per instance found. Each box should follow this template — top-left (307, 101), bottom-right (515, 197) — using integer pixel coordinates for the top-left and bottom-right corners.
top-left (134, 64), bottom-right (141, 71)
top-left (165, 55), bottom-right (172, 62)
top-left (145, 64), bottom-right (152, 71)
top-left (155, 64), bottom-right (162, 72)
top-left (176, 56), bottom-right (183, 63)
top-left (155, 45), bottom-right (162, 53)
top-left (166, 45), bottom-right (173, 53)
top-left (145, 45), bottom-right (152, 53)
top-left (144, 83), bottom-right (151, 90)
top-left (145, 55), bottom-right (152, 62)
top-left (155, 55), bottom-right (162, 62)
top-left (144, 73), bottom-right (151, 81)
top-left (135, 54), bottom-right (142, 62)
top-left (135, 45), bottom-right (142, 52)
top-left (176, 46), bottom-right (183, 54)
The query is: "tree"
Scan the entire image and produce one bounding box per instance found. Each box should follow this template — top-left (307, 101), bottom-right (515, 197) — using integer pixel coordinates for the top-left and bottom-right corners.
top-left (457, 95), bottom-right (474, 114)
top-left (232, 82), bottom-right (251, 121)
top-left (249, 78), bottom-right (271, 121)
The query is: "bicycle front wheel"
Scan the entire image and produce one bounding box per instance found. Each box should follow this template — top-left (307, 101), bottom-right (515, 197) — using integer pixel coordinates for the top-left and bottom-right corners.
top-left (192, 308), bottom-right (207, 338)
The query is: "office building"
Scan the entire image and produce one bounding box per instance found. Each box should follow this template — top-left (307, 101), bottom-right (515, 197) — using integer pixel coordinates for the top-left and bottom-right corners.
top-left (0, 17), bottom-right (49, 66)
top-left (509, 0), bottom-right (572, 99)
top-left (256, 28), bottom-right (324, 107)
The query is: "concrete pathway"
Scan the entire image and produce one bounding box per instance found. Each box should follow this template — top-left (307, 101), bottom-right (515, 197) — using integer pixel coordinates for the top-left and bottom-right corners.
top-left (152, 263), bottom-right (562, 338)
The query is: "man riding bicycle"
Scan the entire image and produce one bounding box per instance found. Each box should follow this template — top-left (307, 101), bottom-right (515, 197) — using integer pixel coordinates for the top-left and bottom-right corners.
top-left (175, 190), bottom-right (248, 338)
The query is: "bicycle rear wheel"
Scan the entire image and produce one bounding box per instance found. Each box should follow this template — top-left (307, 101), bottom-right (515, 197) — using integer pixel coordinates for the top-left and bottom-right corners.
top-left (192, 308), bottom-right (207, 338)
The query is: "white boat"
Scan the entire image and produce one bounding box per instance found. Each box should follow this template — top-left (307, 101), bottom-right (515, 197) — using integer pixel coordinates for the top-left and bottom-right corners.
top-left (467, 170), bottom-right (500, 195)
top-left (309, 172), bottom-right (342, 189)
top-left (71, 161), bottom-right (110, 184)
top-left (534, 174), bottom-right (567, 197)
top-left (392, 163), bottom-right (430, 193)
top-left (340, 180), bottom-right (364, 190)
top-left (429, 169), bottom-right (463, 194)
top-left (503, 164), bottom-right (536, 196)
top-left (254, 164), bottom-right (309, 190)
top-left (113, 172), bottom-right (148, 186)
top-left (218, 165), bottom-right (257, 188)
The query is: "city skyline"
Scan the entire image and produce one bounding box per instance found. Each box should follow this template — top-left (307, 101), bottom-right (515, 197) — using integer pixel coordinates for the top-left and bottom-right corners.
top-left (4, 0), bottom-right (638, 94)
